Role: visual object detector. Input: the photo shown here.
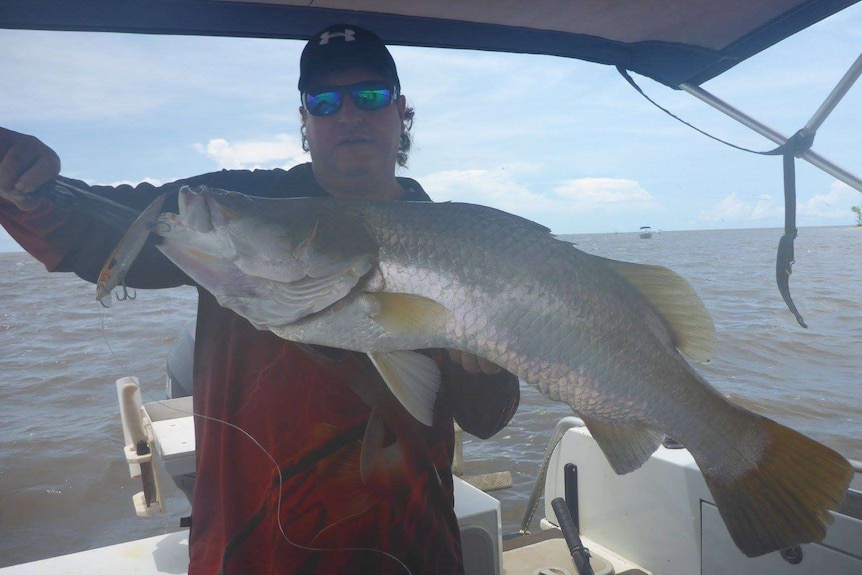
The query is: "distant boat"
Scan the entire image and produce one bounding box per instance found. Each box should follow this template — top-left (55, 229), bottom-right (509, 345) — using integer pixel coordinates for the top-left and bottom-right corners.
top-left (639, 226), bottom-right (653, 239)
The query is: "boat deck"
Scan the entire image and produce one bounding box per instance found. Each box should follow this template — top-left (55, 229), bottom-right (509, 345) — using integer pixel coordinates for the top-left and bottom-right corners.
top-left (0, 531), bottom-right (189, 575)
top-left (0, 528), bottom-right (643, 575)
top-left (503, 529), bottom-right (643, 575)
top-left (3, 390), bottom-right (858, 575)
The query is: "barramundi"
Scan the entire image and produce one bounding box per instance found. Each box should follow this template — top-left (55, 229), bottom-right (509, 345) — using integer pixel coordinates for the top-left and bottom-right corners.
top-left (137, 185), bottom-right (851, 558)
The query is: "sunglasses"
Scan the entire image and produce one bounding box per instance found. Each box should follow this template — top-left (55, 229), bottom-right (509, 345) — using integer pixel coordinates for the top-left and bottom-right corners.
top-left (302, 81), bottom-right (397, 117)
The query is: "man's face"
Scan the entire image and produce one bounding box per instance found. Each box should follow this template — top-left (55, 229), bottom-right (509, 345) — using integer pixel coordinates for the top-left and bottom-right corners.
top-left (300, 66), bottom-right (406, 192)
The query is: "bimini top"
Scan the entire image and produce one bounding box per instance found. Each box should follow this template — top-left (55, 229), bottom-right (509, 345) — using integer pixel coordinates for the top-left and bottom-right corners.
top-left (1, 0), bottom-right (859, 88)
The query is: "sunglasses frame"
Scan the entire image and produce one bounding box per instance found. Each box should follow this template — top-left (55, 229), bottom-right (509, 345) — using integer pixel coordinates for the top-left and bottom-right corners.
top-left (302, 81), bottom-right (398, 117)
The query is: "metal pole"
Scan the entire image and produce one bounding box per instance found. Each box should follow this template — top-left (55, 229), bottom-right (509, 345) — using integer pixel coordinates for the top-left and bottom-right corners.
top-left (679, 83), bottom-right (862, 194)
top-left (805, 52), bottom-right (862, 134)
top-left (519, 416), bottom-right (584, 533)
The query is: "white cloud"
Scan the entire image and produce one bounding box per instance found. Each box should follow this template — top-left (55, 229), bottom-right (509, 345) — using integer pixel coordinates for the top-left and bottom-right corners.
top-left (551, 178), bottom-right (658, 212)
top-left (193, 134), bottom-right (306, 170)
top-left (799, 181), bottom-right (861, 219)
top-left (420, 168), bottom-right (544, 210)
top-left (700, 182), bottom-right (862, 226)
top-left (419, 169), bottom-right (658, 232)
top-left (699, 192), bottom-right (780, 223)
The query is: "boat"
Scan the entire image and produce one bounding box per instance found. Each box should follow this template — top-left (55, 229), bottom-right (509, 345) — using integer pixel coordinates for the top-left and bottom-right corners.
top-left (2, 2), bottom-right (861, 574)
top-left (639, 226), bottom-right (653, 239)
top-left (2, 338), bottom-right (860, 575)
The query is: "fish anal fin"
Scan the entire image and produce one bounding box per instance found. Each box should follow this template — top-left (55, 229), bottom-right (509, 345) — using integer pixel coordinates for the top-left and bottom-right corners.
top-left (699, 418), bottom-right (852, 557)
top-left (582, 417), bottom-right (663, 475)
top-left (368, 351), bottom-right (441, 427)
top-left (597, 256), bottom-right (716, 363)
top-left (369, 293), bottom-right (454, 336)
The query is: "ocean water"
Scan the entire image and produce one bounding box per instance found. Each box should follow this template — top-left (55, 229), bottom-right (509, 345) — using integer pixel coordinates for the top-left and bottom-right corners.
top-left (1, 225), bottom-right (860, 567)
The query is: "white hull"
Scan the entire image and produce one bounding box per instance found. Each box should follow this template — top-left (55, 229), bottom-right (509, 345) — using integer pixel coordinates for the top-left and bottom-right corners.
top-left (3, 390), bottom-right (858, 575)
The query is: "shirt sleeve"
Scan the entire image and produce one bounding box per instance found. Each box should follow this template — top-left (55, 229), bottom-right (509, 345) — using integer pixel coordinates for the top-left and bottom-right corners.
top-left (0, 177), bottom-right (193, 287)
top-left (0, 167), bottom-right (315, 288)
top-left (0, 194), bottom-right (86, 271)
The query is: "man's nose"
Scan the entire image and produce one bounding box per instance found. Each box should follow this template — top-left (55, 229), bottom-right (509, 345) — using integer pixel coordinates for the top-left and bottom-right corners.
top-left (336, 97), bottom-right (365, 123)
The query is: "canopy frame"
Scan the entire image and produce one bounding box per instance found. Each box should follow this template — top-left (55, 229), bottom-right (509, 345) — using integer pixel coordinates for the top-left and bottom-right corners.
top-left (680, 51), bottom-right (862, 194)
top-left (1, 0), bottom-right (860, 89)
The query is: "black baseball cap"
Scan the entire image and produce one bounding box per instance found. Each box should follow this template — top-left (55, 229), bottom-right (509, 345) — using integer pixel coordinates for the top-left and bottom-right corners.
top-left (298, 24), bottom-right (400, 92)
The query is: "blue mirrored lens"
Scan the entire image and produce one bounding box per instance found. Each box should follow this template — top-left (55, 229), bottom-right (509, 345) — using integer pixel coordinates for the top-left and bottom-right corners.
top-left (351, 88), bottom-right (392, 110)
top-left (305, 91), bottom-right (343, 116)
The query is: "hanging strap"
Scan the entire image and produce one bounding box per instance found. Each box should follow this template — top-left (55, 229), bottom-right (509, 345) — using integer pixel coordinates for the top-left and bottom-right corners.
top-left (617, 67), bottom-right (814, 327)
top-left (769, 129), bottom-right (814, 328)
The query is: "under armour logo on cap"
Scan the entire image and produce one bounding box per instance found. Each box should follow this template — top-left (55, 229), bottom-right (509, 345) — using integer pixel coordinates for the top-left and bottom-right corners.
top-left (298, 23), bottom-right (400, 92)
top-left (319, 28), bottom-right (356, 45)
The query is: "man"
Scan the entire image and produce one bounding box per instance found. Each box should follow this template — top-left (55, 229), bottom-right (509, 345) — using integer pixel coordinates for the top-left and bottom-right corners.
top-left (0, 24), bottom-right (519, 574)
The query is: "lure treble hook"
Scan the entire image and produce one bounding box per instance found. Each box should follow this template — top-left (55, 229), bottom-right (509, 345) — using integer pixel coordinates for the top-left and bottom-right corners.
top-left (116, 284), bottom-right (137, 302)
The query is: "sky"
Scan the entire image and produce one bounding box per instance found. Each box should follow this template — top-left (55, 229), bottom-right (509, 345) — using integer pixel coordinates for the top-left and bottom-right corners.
top-left (1, 7), bottom-right (862, 253)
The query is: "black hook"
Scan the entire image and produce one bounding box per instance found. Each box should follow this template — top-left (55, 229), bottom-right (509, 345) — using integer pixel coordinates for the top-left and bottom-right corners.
top-left (116, 283), bottom-right (137, 302)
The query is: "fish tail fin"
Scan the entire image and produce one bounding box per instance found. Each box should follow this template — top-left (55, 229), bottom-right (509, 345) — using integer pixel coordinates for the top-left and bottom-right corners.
top-left (700, 417), bottom-right (852, 557)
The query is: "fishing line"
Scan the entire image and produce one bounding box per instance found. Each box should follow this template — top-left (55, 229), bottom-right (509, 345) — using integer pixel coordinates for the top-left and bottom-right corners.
top-left (98, 303), bottom-right (131, 378)
top-left (96, 299), bottom-right (414, 575)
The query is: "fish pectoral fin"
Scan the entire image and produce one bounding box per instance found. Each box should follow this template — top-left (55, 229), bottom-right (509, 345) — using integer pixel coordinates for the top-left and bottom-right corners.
top-left (368, 351), bottom-right (441, 427)
top-left (594, 255), bottom-right (716, 363)
top-left (368, 293), bottom-right (454, 336)
top-left (581, 417), bottom-right (664, 475)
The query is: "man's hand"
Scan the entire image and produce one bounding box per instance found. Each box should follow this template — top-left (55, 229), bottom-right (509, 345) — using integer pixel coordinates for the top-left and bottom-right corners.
top-left (446, 349), bottom-right (501, 375)
top-left (0, 128), bottom-right (61, 210)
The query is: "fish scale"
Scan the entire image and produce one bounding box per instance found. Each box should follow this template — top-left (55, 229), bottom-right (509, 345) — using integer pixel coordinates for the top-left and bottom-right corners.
top-left (146, 186), bottom-right (852, 559)
top-left (352, 202), bottom-right (749, 450)
top-left (365, 202), bottom-right (651, 390)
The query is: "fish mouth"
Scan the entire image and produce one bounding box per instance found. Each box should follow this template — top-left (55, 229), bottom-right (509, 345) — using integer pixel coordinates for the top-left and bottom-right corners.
top-left (176, 187), bottom-right (215, 233)
top-left (175, 186), bottom-right (248, 232)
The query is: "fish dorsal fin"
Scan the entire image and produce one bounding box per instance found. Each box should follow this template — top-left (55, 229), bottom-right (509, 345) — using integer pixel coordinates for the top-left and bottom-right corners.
top-left (369, 292), bottom-right (454, 335)
top-left (596, 256), bottom-right (715, 363)
top-left (581, 416), bottom-right (665, 475)
top-left (367, 351), bottom-right (441, 427)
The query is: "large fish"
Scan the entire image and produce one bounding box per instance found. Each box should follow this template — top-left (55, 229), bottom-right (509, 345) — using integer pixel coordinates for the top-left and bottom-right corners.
top-left (142, 185), bottom-right (851, 558)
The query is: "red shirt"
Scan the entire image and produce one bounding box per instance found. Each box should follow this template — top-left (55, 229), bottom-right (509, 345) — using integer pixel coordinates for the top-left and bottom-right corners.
top-left (0, 164), bottom-right (520, 574)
